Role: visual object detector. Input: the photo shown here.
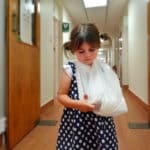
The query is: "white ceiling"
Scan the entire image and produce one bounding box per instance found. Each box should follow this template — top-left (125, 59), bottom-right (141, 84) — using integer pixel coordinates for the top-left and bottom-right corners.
top-left (62, 0), bottom-right (128, 37)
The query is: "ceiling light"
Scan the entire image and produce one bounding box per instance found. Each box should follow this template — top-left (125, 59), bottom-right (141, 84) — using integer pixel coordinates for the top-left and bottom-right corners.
top-left (83, 0), bottom-right (107, 8)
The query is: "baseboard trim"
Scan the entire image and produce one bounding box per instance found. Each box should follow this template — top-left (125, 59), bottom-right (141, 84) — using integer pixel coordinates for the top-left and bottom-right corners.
top-left (122, 85), bottom-right (129, 89)
top-left (128, 89), bottom-right (150, 112)
top-left (40, 100), bottom-right (54, 113)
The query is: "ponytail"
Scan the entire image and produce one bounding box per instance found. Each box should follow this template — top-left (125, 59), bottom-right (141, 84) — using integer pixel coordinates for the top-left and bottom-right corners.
top-left (63, 41), bottom-right (73, 58)
top-left (63, 41), bottom-right (72, 51)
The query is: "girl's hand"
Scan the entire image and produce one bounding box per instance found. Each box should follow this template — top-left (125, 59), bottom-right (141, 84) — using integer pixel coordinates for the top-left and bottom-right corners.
top-left (77, 94), bottom-right (95, 112)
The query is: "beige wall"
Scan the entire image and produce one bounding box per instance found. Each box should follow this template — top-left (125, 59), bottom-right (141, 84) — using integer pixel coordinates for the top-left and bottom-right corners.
top-left (53, 0), bottom-right (63, 97)
top-left (128, 0), bottom-right (148, 104)
top-left (62, 7), bottom-right (75, 63)
top-left (40, 0), bottom-right (54, 106)
top-left (110, 38), bottom-right (115, 67)
top-left (122, 16), bottom-right (129, 85)
top-left (114, 37), bottom-right (120, 78)
top-left (40, 0), bottom-right (75, 106)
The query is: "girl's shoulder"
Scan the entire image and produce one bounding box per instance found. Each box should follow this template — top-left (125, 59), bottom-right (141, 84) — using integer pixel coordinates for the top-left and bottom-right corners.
top-left (63, 60), bottom-right (76, 78)
top-left (63, 60), bottom-right (76, 69)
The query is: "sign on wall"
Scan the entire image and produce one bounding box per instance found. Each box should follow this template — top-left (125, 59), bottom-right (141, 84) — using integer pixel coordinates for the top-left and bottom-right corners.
top-left (62, 23), bottom-right (69, 32)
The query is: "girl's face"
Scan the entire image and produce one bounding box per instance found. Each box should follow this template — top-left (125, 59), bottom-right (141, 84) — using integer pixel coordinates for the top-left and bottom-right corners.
top-left (74, 42), bottom-right (99, 65)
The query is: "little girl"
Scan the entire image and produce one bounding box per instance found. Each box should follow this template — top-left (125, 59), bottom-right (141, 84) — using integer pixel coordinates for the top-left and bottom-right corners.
top-left (56, 23), bottom-right (120, 150)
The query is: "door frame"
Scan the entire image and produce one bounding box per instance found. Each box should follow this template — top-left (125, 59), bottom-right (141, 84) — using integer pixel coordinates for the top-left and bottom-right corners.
top-left (53, 16), bottom-right (61, 98)
top-left (148, 0), bottom-right (150, 121)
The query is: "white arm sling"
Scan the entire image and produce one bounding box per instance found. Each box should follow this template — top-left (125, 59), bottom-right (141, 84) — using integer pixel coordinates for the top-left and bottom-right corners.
top-left (75, 59), bottom-right (128, 117)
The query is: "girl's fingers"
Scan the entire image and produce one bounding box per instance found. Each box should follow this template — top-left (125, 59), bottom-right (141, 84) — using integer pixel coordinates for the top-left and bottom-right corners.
top-left (88, 104), bottom-right (95, 110)
top-left (77, 99), bottom-right (95, 112)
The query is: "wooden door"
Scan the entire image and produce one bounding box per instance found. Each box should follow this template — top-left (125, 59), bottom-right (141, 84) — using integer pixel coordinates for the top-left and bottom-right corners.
top-left (7, 0), bottom-right (40, 149)
top-left (148, 0), bottom-right (150, 121)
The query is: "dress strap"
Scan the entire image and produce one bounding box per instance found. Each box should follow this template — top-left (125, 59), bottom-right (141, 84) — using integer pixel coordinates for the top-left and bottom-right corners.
top-left (68, 62), bottom-right (76, 74)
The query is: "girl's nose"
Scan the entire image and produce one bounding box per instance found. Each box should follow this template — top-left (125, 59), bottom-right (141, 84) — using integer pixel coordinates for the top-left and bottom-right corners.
top-left (84, 51), bottom-right (91, 57)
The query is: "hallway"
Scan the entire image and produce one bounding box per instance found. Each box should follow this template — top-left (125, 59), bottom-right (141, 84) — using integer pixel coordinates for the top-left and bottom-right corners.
top-left (0, 88), bottom-right (149, 150)
top-left (0, 0), bottom-right (150, 149)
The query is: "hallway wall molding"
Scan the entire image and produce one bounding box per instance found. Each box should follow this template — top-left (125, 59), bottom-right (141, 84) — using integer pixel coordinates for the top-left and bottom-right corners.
top-left (122, 85), bottom-right (129, 89)
top-left (128, 89), bottom-right (150, 113)
top-left (41, 100), bottom-right (54, 113)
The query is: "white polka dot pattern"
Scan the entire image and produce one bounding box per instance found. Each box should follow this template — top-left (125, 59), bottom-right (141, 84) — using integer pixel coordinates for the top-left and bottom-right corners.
top-left (56, 62), bottom-right (118, 150)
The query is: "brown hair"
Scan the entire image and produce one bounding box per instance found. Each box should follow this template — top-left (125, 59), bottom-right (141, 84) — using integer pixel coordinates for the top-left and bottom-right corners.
top-left (63, 23), bottom-right (100, 55)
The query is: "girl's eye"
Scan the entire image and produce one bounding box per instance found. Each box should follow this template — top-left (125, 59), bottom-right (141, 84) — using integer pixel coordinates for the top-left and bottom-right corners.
top-left (78, 50), bottom-right (85, 54)
top-left (89, 48), bottom-right (96, 52)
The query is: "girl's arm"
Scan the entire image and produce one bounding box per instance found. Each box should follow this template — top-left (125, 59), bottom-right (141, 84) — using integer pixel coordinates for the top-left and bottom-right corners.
top-left (57, 70), bottom-right (95, 112)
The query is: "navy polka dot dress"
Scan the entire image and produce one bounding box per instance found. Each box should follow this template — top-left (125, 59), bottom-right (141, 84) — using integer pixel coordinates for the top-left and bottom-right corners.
top-left (56, 62), bottom-right (118, 150)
